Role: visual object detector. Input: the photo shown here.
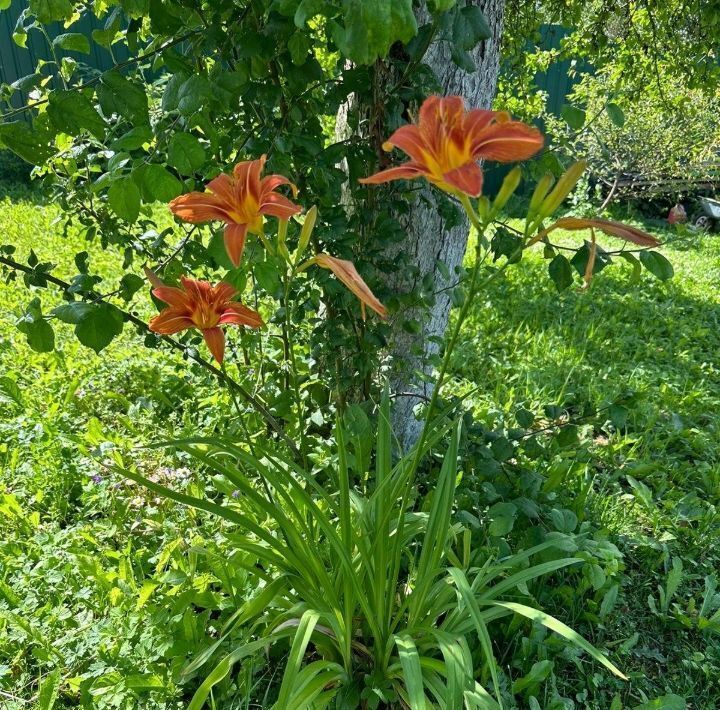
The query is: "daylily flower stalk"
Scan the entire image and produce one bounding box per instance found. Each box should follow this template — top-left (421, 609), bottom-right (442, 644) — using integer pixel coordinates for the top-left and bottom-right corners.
top-left (145, 268), bottom-right (263, 364)
top-left (359, 95), bottom-right (544, 197)
top-left (169, 155), bottom-right (302, 267)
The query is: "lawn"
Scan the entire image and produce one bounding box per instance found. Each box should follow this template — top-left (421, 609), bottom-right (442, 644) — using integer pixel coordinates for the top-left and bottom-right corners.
top-left (1, 182), bottom-right (718, 708)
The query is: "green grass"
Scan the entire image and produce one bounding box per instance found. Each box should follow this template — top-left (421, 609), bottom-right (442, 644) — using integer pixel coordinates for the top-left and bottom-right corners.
top-left (452, 216), bottom-right (720, 706)
top-left (0, 185), bottom-right (252, 708)
top-left (0, 184), bottom-right (718, 708)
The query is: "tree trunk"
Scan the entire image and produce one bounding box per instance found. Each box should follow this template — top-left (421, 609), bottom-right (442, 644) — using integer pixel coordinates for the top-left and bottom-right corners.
top-left (334, 0), bottom-right (506, 448)
top-left (385, 0), bottom-right (506, 449)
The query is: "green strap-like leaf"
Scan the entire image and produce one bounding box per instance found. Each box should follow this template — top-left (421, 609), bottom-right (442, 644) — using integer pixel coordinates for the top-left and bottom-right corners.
top-left (275, 610), bottom-right (321, 709)
top-left (491, 601), bottom-right (627, 680)
top-left (395, 634), bottom-right (428, 709)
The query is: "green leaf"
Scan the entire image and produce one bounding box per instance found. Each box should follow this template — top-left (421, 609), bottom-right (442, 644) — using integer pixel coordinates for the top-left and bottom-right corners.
top-left (450, 45), bottom-right (475, 72)
top-left (168, 133), bottom-right (206, 175)
top-left (111, 125), bottom-right (152, 151)
top-left (491, 228), bottom-right (522, 263)
top-left (492, 601), bottom-right (628, 679)
top-left (177, 75), bottom-right (212, 115)
top-left (74, 303), bottom-right (124, 353)
top-left (332, 0), bottom-right (417, 65)
top-left (640, 250), bottom-right (674, 281)
top-left (550, 508), bottom-right (577, 533)
top-left (488, 501), bottom-right (517, 536)
top-left (254, 259), bottom-right (283, 296)
top-left (294, 0), bottom-right (327, 27)
top-left (288, 31), bottom-right (311, 65)
top-left (37, 668), bottom-right (62, 710)
top-left (0, 121), bottom-right (53, 164)
top-left (512, 660), bottom-right (553, 694)
top-left (119, 273), bottom-right (145, 301)
top-left (548, 254), bottom-right (573, 291)
top-left (97, 70), bottom-right (149, 124)
top-left (47, 90), bottom-right (106, 139)
top-left (606, 102), bottom-right (625, 128)
top-left (29, 0), bottom-right (72, 24)
top-left (619, 251), bottom-right (642, 283)
top-left (275, 610), bottom-right (320, 708)
top-left (395, 635), bottom-right (427, 709)
top-left (16, 298), bottom-right (55, 353)
top-left (452, 6), bottom-right (491, 51)
top-left (0, 376), bottom-right (24, 407)
top-left (134, 164), bottom-right (183, 203)
top-left (53, 302), bottom-right (94, 324)
top-left (108, 177), bottom-right (141, 222)
top-left (561, 104), bottom-right (586, 131)
top-left (53, 33), bottom-right (91, 53)
top-left (516, 408), bottom-right (534, 427)
top-left (428, 0), bottom-right (457, 10)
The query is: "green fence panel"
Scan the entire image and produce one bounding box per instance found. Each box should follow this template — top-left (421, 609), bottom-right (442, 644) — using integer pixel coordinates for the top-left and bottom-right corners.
top-left (0, 0), bottom-right (128, 113)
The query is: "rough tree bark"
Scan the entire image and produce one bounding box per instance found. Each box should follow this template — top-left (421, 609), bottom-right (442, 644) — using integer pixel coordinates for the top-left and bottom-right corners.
top-left (335, 0), bottom-right (506, 448)
top-left (384, 0), bottom-right (507, 449)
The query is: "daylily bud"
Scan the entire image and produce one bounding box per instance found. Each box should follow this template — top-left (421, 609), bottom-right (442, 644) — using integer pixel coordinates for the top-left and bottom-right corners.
top-left (491, 166), bottom-right (522, 216)
top-left (538, 161), bottom-right (586, 219)
top-left (476, 196), bottom-right (491, 223)
top-left (297, 205), bottom-right (317, 260)
top-left (277, 219), bottom-right (291, 263)
top-left (528, 173), bottom-right (554, 219)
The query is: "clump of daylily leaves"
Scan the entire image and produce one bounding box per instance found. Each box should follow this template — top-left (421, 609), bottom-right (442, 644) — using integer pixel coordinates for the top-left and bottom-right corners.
top-left (129, 95), bottom-right (665, 708)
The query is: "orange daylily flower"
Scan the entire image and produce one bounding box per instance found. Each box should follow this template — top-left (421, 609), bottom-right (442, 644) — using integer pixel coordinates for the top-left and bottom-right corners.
top-left (313, 254), bottom-right (388, 319)
top-left (359, 95), bottom-right (544, 197)
top-left (168, 155), bottom-right (302, 267)
top-left (145, 268), bottom-right (263, 364)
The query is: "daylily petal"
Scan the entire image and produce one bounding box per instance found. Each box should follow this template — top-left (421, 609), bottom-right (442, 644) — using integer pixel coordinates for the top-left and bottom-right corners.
top-left (462, 108), bottom-right (498, 138)
top-left (202, 326), bottom-right (225, 364)
top-left (362, 96), bottom-right (543, 198)
top-left (259, 192), bottom-right (303, 220)
top-left (152, 285), bottom-right (191, 309)
top-left (233, 156), bottom-right (265, 206)
top-left (207, 173), bottom-right (236, 206)
top-left (442, 163), bottom-right (484, 197)
top-left (420, 95), bottom-right (465, 153)
top-left (144, 267), bottom-right (165, 289)
top-left (261, 174), bottom-right (299, 197)
top-left (212, 281), bottom-right (238, 304)
top-left (169, 192), bottom-right (230, 223)
top-left (472, 121), bottom-right (544, 162)
top-left (180, 277), bottom-right (213, 307)
top-left (314, 253), bottom-right (387, 319)
top-left (359, 163), bottom-right (426, 185)
top-left (149, 309), bottom-right (195, 334)
top-left (219, 302), bottom-right (264, 328)
top-left (224, 223), bottom-right (248, 267)
top-left (382, 124), bottom-right (429, 164)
